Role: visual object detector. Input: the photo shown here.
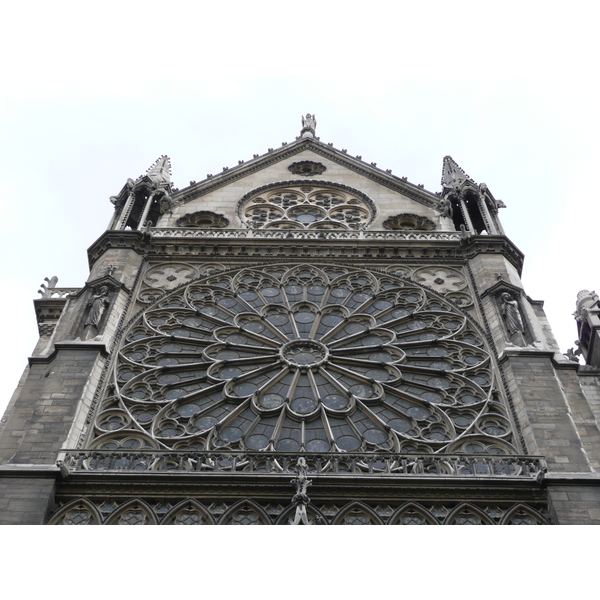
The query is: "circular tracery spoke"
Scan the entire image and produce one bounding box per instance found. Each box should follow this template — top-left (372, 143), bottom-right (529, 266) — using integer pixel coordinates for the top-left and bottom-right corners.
top-left (104, 264), bottom-right (512, 454)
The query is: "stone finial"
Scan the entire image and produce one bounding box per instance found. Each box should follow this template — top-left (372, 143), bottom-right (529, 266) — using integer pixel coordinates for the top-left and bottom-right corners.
top-left (441, 156), bottom-right (473, 189)
top-left (38, 276), bottom-right (59, 298)
top-left (301, 113), bottom-right (317, 138)
top-left (144, 155), bottom-right (172, 186)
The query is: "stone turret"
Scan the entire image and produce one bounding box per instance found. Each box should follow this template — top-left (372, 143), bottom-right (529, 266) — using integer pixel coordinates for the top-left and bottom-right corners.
top-left (440, 156), bottom-right (505, 235)
top-left (108, 156), bottom-right (173, 231)
top-left (574, 289), bottom-right (600, 367)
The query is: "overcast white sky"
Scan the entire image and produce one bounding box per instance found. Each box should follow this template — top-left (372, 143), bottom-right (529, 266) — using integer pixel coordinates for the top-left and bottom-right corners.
top-left (1, 1), bottom-right (598, 420)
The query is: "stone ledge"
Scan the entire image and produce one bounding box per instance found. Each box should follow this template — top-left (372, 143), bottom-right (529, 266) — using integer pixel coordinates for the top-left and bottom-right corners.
top-left (545, 472), bottom-right (600, 484)
top-left (28, 342), bottom-right (108, 365)
top-left (0, 464), bottom-right (61, 478)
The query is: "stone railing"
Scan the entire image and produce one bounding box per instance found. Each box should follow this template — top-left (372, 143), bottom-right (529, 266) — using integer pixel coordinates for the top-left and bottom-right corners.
top-left (59, 450), bottom-right (546, 478)
top-left (37, 287), bottom-right (81, 299)
top-left (150, 228), bottom-right (462, 242)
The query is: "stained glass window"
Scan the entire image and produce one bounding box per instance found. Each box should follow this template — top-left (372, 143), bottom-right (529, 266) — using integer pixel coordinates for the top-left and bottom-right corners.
top-left (92, 264), bottom-right (516, 455)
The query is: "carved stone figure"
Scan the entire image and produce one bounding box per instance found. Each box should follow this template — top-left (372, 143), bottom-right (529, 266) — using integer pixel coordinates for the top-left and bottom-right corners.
top-left (439, 197), bottom-right (453, 219)
top-left (301, 113), bottom-right (317, 132)
top-left (85, 286), bottom-right (110, 328)
top-left (565, 343), bottom-right (582, 363)
top-left (159, 193), bottom-right (172, 215)
top-left (501, 292), bottom-right (525, 337)
top-left (289, 457), bottom-right (312, 525)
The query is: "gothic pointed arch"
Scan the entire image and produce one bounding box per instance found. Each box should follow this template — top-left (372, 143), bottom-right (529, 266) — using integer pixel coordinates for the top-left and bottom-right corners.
top-left (332, 502), bottom-right (383, 525)
top-left (161, 499), bottom-right (215, 525)
top-left (389, 502), bottom-right (437, 525)
top-left (501, 504), bottom-right (549, 525)
top-left (105, 499), bottom-right (158, 525)
top-left (220, 500), bottom-right (271, 525)
top-left (444, 503), bottom-right (494, 525)
top-left (48, 498), bottom-right (102, 525)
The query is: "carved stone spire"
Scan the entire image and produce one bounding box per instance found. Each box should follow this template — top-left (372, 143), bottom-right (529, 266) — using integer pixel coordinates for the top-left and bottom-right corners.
top-left (143, 155), bottom-right (172, 187)
top-left (441, 156), bottom-right (473, 190)
top-left (300, 114), bottom-right (317, 138)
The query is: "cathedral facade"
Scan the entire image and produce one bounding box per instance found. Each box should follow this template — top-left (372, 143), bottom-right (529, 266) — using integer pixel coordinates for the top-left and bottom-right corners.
top-left (2, 117), bottom-right (599, 524)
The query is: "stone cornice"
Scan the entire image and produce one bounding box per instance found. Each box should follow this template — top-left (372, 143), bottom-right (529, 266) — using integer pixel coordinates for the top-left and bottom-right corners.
top-left (87, 230), bottom-right (148, 269)
top-left (0, 464), bottom-right (61, 478)
top-left (28, 342), bottom-right (108, 365)
top-left (87, 229), bottom-right (525, 274)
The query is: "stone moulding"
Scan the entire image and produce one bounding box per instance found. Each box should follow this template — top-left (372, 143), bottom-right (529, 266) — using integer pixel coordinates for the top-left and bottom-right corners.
top-left (86, 230), bottom-right (524, 275)
top-left (59, 450), bottom-right (547, 478)
top-left (152, 228), bottom-right (462, 241)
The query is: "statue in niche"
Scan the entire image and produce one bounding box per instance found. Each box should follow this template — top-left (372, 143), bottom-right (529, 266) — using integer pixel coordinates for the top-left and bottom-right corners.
top-left (301, 113), bottom-right (317, 132)
top-left (159, 192), bottom-right (173, 215)
top-left (501, 292), bottom-right (526, 344)
top-left (439, 197), bottom-right (453, 219)
top-left (85, 286), bottom-right (110, 329)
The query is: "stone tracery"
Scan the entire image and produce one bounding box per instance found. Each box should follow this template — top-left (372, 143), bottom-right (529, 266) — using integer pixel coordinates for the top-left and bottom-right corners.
top-left (239, 185), bottom-right (374, 230)
top-left (92, 264), bottom-right (516, 455)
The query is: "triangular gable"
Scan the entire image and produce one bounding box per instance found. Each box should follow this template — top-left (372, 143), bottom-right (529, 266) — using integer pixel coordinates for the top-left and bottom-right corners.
top-left (174, 137), bottom-right (440, 210)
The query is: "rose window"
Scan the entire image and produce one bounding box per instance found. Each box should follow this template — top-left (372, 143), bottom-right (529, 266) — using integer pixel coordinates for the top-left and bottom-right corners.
top-left (239, 186), bottom-right (373, 230)
top-left (93, 265), bottom-right (516, 455)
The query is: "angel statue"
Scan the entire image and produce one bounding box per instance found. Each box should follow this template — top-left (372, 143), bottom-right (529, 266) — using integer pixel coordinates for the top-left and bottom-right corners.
top-left (301, 113), bottom-right (317, 132)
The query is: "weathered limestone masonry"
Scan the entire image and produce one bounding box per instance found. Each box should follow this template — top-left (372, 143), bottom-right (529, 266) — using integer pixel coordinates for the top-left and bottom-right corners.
top-left (2, 117), bottom-right (599, 524)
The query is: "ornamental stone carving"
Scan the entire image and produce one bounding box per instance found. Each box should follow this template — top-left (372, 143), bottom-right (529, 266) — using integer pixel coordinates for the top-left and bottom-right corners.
top-left (412, 267), bottom-right (468, 294)
top-left (38, 276), bottom-right (59, 298)
top-left (143, 263), bottom-right (198, 290)
top-left (48, 495), bottom-right (549, 525)
top-left (176, 211), bottom-right (229, 228)
top-left (288, 161), bottom-right (327, 177)
top-left (383, 214), bottom-right (436, 231)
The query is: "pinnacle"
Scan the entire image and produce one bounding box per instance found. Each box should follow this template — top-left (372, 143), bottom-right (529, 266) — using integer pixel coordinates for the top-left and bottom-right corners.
top-left (441, 156), bottom-right (473, 188)
top-left (143, 155), bottom-right (172, 185)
